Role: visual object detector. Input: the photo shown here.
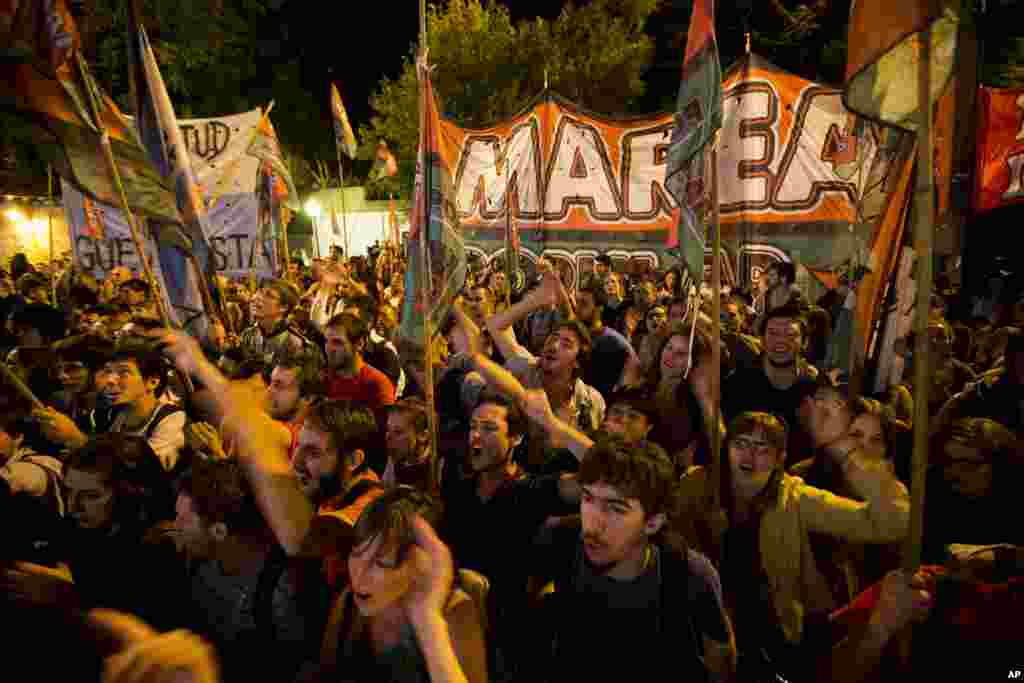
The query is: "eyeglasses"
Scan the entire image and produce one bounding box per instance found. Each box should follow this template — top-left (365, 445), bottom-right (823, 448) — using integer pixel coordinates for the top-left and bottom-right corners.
top-left (730, 437), bottom-right (776, 455)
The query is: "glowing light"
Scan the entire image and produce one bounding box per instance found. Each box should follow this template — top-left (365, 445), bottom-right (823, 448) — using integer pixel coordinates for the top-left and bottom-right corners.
top-left (304, 199), bottom-right (321, 218)
top-left (4, 208), bottom-right (25, 224)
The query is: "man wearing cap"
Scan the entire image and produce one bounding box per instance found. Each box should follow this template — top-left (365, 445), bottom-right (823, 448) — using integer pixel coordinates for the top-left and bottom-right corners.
top-left (238, 279), bottom-right (317, 364)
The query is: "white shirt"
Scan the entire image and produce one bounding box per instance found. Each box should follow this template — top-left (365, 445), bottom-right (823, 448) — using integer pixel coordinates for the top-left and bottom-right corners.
top-left (111, 407), bottom-right (187, 472)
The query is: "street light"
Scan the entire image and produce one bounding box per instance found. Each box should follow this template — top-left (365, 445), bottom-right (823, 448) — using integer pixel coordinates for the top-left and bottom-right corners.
top-left (304, 199), bottom-right (321, 219)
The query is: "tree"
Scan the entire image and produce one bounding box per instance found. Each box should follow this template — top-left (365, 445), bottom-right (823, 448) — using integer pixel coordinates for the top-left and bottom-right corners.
top-left (2, 0), bottom-right (328, 195)
top-left (358, 0), bottom-right (659, 196)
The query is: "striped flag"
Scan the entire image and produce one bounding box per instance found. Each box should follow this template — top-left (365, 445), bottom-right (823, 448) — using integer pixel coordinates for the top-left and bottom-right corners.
top-left (0, 0), bottom-right (180, 224)
top-left (248, 114), bottom-right (298, 203)
top-left (128, 5), bottom-right (223, 327)
top-left (330, 83), bottom-right (358, 159)
top-left (665, 0), bottom-right (722, 284)
top-left (844, 0), bottom-right (960, 131)
top-left (397, 57), bottom-right (467, 354)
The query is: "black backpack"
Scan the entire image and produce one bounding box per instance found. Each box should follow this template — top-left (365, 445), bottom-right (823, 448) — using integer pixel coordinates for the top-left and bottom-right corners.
top-left (536, 521), bottom-right (712, 683)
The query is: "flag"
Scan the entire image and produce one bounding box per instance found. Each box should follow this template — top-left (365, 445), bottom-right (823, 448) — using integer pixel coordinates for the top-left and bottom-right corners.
top-left (973, 86), bottom-right (1024, 213)
top-left (82, 194), bottom-right (105, 240)
top-left (398, 58), bottom-right (467, 353)
top-left (844, 0), bottom-right (960, 131)
top-left (128, 6), bottom-right (223, 327)
top-left (0, 0), bottom-right (180, 224)
top-left (248, 113), bottom-right (298, 203)
top-left (665, 0), bottom-right (722, 283)
top-left (330, 84), bottom-right (358, 159)
top-left (371, 142), bottom-right (399, 181)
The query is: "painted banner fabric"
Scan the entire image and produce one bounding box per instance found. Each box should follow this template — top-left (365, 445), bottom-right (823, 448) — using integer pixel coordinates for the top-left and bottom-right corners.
top-left (844, 0), bottom-right (959, 131)
top-left (66, 187), bottom-right (276, 280)
top-left (854, 142), bottom-right (916, 357)
top-left (62, 178), bottom-right (185, 324)
top-left (445, 54), bottom-right (907, 287)
top-left (66, 108), bottom-right (276, 298)
top-left (974, 86), bottom-right (1024, 213)
top-left (330, 84), bottom-right (358, 159)
top-left (0, 0), bottom-right (180, 223)
top-left (398, 62), bottom-right (467, 353)
top-left (665, 0), bottom-right (722, 281)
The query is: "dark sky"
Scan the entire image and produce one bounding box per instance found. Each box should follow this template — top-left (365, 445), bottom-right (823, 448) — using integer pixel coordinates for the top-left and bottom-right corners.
top-left (315, 0), bottom-right (598, 127)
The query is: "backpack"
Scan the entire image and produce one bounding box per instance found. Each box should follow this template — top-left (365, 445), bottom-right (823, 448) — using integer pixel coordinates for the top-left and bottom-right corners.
top-left (537, 521), bottom-right (711, 683)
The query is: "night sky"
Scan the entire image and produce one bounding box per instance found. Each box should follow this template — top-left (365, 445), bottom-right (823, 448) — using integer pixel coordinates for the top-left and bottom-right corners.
top-left (317, 1), bottom-right (576, 126)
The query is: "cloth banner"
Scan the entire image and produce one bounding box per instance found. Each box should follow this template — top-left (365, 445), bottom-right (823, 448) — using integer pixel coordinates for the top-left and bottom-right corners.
top-left (62, 177), bottom-right (183, 322)
top-left (974, 86), bottom-right (1024, 213)
top-left (443, 53), bottom-right (908, 288)
top-left (65, 109), bottom-right (276, 297)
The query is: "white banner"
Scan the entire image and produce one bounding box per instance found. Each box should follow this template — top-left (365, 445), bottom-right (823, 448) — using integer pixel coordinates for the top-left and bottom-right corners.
top-left (63, 178), bottom-right (187, 324)
top-left (66, 108), bottom-right (275, 283)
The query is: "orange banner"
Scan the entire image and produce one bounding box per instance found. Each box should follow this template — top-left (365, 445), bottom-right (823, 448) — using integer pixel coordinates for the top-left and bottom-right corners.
top-left (974, 86), bottom-right (1024, 213)
top-left (441, 54), bottom-right (907, 285)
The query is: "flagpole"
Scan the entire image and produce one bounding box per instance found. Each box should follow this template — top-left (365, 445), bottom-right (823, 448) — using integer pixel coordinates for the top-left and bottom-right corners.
top-left (47, 165), bottom-right (56, 305)
top-left (337, 147), bottom-right (350, 257)
top-left (75, 53), bottom-right (174, 330)
top-left (905, 27), bottom-right (934, 573)
top-left (418, 0), bottom-right (440, 495)
top-left (710, 132), bottom-right (722, 509)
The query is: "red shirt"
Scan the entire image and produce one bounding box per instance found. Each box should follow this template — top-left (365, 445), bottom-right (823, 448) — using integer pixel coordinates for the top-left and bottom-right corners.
top-left (325, 362), bottom-right (396, 409)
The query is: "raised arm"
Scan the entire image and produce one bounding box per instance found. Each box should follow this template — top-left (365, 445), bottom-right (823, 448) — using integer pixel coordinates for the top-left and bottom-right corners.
top-left (799, 437), bottom-right (910, 543)
top-left (485, 271), bottom-right (562, 359)
top-left (453, 306), bottom-right (593, 461)
top-left (156, 330), bottom-right (313, 556)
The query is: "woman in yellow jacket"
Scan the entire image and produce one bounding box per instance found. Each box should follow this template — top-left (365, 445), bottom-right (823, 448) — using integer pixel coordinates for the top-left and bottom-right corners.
top-left (677, 411), bottom-right (910, 683)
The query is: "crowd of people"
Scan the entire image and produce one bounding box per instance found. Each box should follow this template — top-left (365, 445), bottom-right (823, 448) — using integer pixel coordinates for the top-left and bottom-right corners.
top-left (1, 243), bottom-right (1021, 683)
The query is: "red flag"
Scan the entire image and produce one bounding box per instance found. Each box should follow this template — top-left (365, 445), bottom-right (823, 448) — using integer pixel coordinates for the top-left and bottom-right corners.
top-left (974, 86), bottom-right (1024, 213)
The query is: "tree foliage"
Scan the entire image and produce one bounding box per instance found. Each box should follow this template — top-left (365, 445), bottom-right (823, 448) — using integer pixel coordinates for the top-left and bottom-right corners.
top-left (358, 0), bottom-right (659, 195)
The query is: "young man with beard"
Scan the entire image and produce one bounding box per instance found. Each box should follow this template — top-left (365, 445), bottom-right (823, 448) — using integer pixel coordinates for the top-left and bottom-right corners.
top-left (266, 347), bottom-right (324, 425)
top-left (174, 458), bottom-right (327, 682)
top-left (486, 271), bottom-right (605, 471)
top-left (156, 329), bottom-right (385, 592)
top-left (33, 343), bottom-right (186, 473)
top-left (525, 437), bottom-right (736, 683)
top-left (722, 305), bottom-right (817, 456)
top-left (323, 312), bottom-right (395, 409)
top-left (239, 279), bottom-right (316, 364)
top-left (575, 280), bottom-right (637, 397)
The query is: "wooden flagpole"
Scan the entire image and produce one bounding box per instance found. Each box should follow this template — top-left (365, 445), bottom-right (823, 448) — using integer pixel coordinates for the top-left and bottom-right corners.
top-left (419, 0), bottom-right (441, 494)
top-left (905, 27), bottom-right (935, 572)
top-left (75, 53), bottom-right (173, 331)
top-left (337, 146), bottom-right (350, 258)
top-left (709, 133), bottom-right (722, 508)
top-left (47, 165), bottom-right (56, 305)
